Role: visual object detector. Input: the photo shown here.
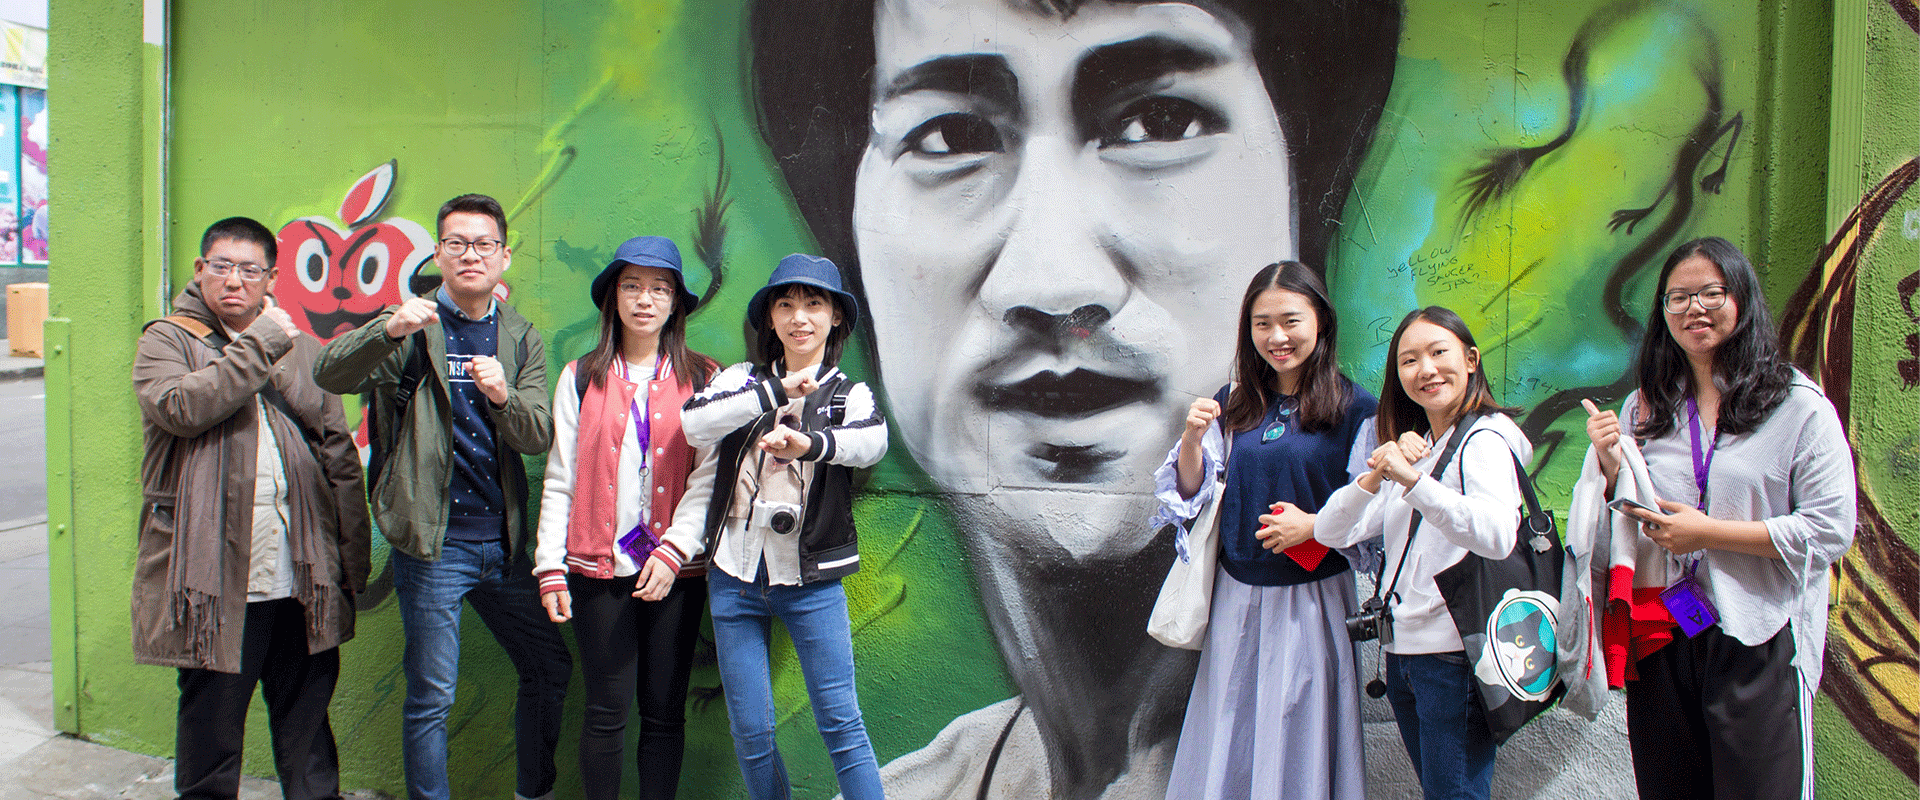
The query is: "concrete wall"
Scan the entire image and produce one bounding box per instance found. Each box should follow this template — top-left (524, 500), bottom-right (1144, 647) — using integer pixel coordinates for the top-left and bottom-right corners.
top-left (47, 1), bottom-right (1918, 798)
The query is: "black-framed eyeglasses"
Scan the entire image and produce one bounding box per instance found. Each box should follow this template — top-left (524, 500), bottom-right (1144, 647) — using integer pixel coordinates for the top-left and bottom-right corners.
top-left (1661, 285), bottom-right (1729, 314)
top-left (203, 258), bottom-right (270, 283)
top-left (440, 238), bottom-right (504, 257)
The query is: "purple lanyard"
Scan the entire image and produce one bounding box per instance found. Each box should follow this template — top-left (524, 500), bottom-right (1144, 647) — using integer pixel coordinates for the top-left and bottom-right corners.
top-left (1685, 395), bottom-right (1716, 511)
top-left (616, 358), bottom-right (663, 471)
top-left (613, 358), bottom-right (664, 563)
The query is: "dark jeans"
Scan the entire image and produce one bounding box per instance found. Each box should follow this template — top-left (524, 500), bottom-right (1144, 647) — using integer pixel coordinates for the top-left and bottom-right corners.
top-left (391, 541), bottom-right (573, 800)
top-left (1385, 651), bottom-right (1497, 800)
top-left (175, 598), bottom-right (340, 800)
top-left (567, 572), bottom-right (708, 800)
top-left (1627, 625), bottom-right (1805, 800)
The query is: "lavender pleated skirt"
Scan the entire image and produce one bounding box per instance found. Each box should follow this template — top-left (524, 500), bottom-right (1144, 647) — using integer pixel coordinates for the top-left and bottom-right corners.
top-left (1167, 564), bottom-right (1366, 800)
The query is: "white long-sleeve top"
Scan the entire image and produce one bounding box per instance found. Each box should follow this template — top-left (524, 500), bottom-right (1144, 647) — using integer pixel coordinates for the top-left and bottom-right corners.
top-left (1315, 412), bottom-right (1532, 654)
top-left (534, 361), bottom-right (719, 582)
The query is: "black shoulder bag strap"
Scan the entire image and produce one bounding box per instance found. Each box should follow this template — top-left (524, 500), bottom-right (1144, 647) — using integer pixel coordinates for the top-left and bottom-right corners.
top-left (1370, 412), bottom-right (1485, 609)
top-left (1456, 429), bottom-right (1553, 554)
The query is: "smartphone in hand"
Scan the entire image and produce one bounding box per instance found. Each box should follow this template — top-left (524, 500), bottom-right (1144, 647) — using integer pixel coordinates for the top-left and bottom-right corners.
top-left (1608, 497), bottom-right (1658, 517)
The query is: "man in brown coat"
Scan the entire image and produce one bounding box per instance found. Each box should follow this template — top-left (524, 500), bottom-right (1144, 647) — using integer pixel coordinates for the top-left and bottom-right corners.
top-left (131, 216), bottom-right (371, 800)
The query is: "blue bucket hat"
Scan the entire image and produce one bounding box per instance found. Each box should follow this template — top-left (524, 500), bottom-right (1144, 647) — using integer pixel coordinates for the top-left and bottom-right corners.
top-left (747, 253), bottom-right (860, 331)
top-left (590, 235), bottom-right (699, 313)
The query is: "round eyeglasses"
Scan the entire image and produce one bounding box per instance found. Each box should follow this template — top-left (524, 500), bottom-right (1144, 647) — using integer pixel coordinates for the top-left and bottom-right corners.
top-left (1661, 285), bottom-right (1729, 315)
top-left (618, 282), bottom-right (676, 301)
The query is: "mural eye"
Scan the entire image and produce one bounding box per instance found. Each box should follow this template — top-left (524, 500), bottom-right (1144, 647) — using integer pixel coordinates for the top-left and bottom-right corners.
top-left (905, 113), bottom-right (1002, 156)
top-left (294, 237), bottom-right (329, 293)
top-left (1100, 96), bottom-right (1223, 147)
top-left (356, 242), bottom-right (392, 296)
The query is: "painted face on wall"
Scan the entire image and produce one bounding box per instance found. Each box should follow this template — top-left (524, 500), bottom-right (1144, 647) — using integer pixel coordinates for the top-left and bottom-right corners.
top-left (854, 0), bottom-right (1294, 559)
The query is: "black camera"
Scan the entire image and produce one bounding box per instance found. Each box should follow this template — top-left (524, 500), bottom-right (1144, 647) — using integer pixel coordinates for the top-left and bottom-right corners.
top-left (1346, 596), bottom-right (1393, 645)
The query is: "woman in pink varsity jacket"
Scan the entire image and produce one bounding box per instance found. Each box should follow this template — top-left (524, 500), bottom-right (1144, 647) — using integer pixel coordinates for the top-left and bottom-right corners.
top-left (533, 236), bottom-right (720, 800)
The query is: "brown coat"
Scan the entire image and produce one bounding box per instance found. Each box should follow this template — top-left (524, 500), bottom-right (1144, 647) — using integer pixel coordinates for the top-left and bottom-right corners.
top-left (130, 284), bottom-right (370, 672)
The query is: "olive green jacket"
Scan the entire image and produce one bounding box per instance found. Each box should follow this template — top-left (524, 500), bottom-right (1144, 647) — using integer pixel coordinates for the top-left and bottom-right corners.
top-left (313, 302), bottom-right (552, 561)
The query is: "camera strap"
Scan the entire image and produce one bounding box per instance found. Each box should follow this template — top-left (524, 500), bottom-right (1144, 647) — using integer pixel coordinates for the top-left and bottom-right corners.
top-left (1370, 412), bottom-right (1483, 608)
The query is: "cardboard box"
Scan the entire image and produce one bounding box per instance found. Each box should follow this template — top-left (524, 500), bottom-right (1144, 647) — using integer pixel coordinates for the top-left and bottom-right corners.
top-left (8, 282), bottom-right (47, 357)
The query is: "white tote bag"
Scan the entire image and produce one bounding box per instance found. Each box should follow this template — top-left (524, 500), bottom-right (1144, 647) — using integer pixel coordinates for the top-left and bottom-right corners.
top-left (1147, 434), bottom-right (1232, 650)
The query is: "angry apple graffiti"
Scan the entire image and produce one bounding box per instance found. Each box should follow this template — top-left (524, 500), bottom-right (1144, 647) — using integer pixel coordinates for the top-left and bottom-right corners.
top-left (274, 160), bottom-right (435, 341)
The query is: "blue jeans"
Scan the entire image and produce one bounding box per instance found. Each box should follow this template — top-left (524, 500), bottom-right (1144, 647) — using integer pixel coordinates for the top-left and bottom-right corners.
top-left (392, 540), bottom-right (572, 800)
top-left (708, 568), bottom-right (883, 800)
top-left (1385, 651), bottom-right (1497, 800)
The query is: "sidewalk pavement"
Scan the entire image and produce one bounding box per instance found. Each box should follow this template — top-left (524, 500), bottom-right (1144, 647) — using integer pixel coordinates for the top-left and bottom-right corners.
top-left (0, 518), bottom-right (389, 799)
top-left (0, 338), bottom-right (44, 381)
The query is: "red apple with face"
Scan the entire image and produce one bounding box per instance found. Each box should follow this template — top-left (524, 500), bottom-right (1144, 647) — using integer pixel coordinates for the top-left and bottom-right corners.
top-left (274, 161), bottom-right (435, 341)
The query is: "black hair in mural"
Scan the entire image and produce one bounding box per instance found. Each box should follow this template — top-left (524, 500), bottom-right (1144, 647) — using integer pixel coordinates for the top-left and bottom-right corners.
top-left (749, 0), bottom-right (1404, 309)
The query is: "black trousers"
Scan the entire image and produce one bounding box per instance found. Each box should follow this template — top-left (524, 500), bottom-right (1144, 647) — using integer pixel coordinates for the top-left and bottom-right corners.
top-left (175, 597), bottom-right (341, 800)
top-left (1626, 624), bottom-right (1806, 800)
top-left (567, 572), bottom-right (707, 800)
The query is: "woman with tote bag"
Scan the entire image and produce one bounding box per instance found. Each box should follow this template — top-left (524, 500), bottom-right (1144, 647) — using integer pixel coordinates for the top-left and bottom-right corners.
top-left (1147, 261), bottom-right (1377, 800)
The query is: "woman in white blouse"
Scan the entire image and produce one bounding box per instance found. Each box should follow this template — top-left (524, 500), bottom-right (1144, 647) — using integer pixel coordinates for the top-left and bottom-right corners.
top-left (1577, 236), bottom-right (1853, 800)
top-left (1314, 306), bottom-right (1528, 800)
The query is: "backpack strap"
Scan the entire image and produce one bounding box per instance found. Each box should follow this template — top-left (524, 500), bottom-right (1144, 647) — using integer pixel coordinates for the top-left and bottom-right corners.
top-left (368, 330), bottom-right (430, 489)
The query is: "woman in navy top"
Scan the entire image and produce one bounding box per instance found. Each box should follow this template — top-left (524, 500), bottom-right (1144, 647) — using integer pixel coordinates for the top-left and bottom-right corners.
top-left (1149, 261), bottom-right (1376, 800)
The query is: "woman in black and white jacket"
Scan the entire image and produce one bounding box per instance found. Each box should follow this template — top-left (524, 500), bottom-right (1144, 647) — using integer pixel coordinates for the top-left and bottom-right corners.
top-left (677, 254), bottom-right (887, 800)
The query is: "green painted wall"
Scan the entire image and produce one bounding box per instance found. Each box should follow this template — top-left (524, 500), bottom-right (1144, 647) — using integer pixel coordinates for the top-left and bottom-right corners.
top-left (48, 0), bottom-right (1919, 797)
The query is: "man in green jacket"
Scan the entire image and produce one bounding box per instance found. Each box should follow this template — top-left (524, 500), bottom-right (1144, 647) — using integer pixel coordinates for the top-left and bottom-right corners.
top-left (314, 194), bottom-right (568, 800)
